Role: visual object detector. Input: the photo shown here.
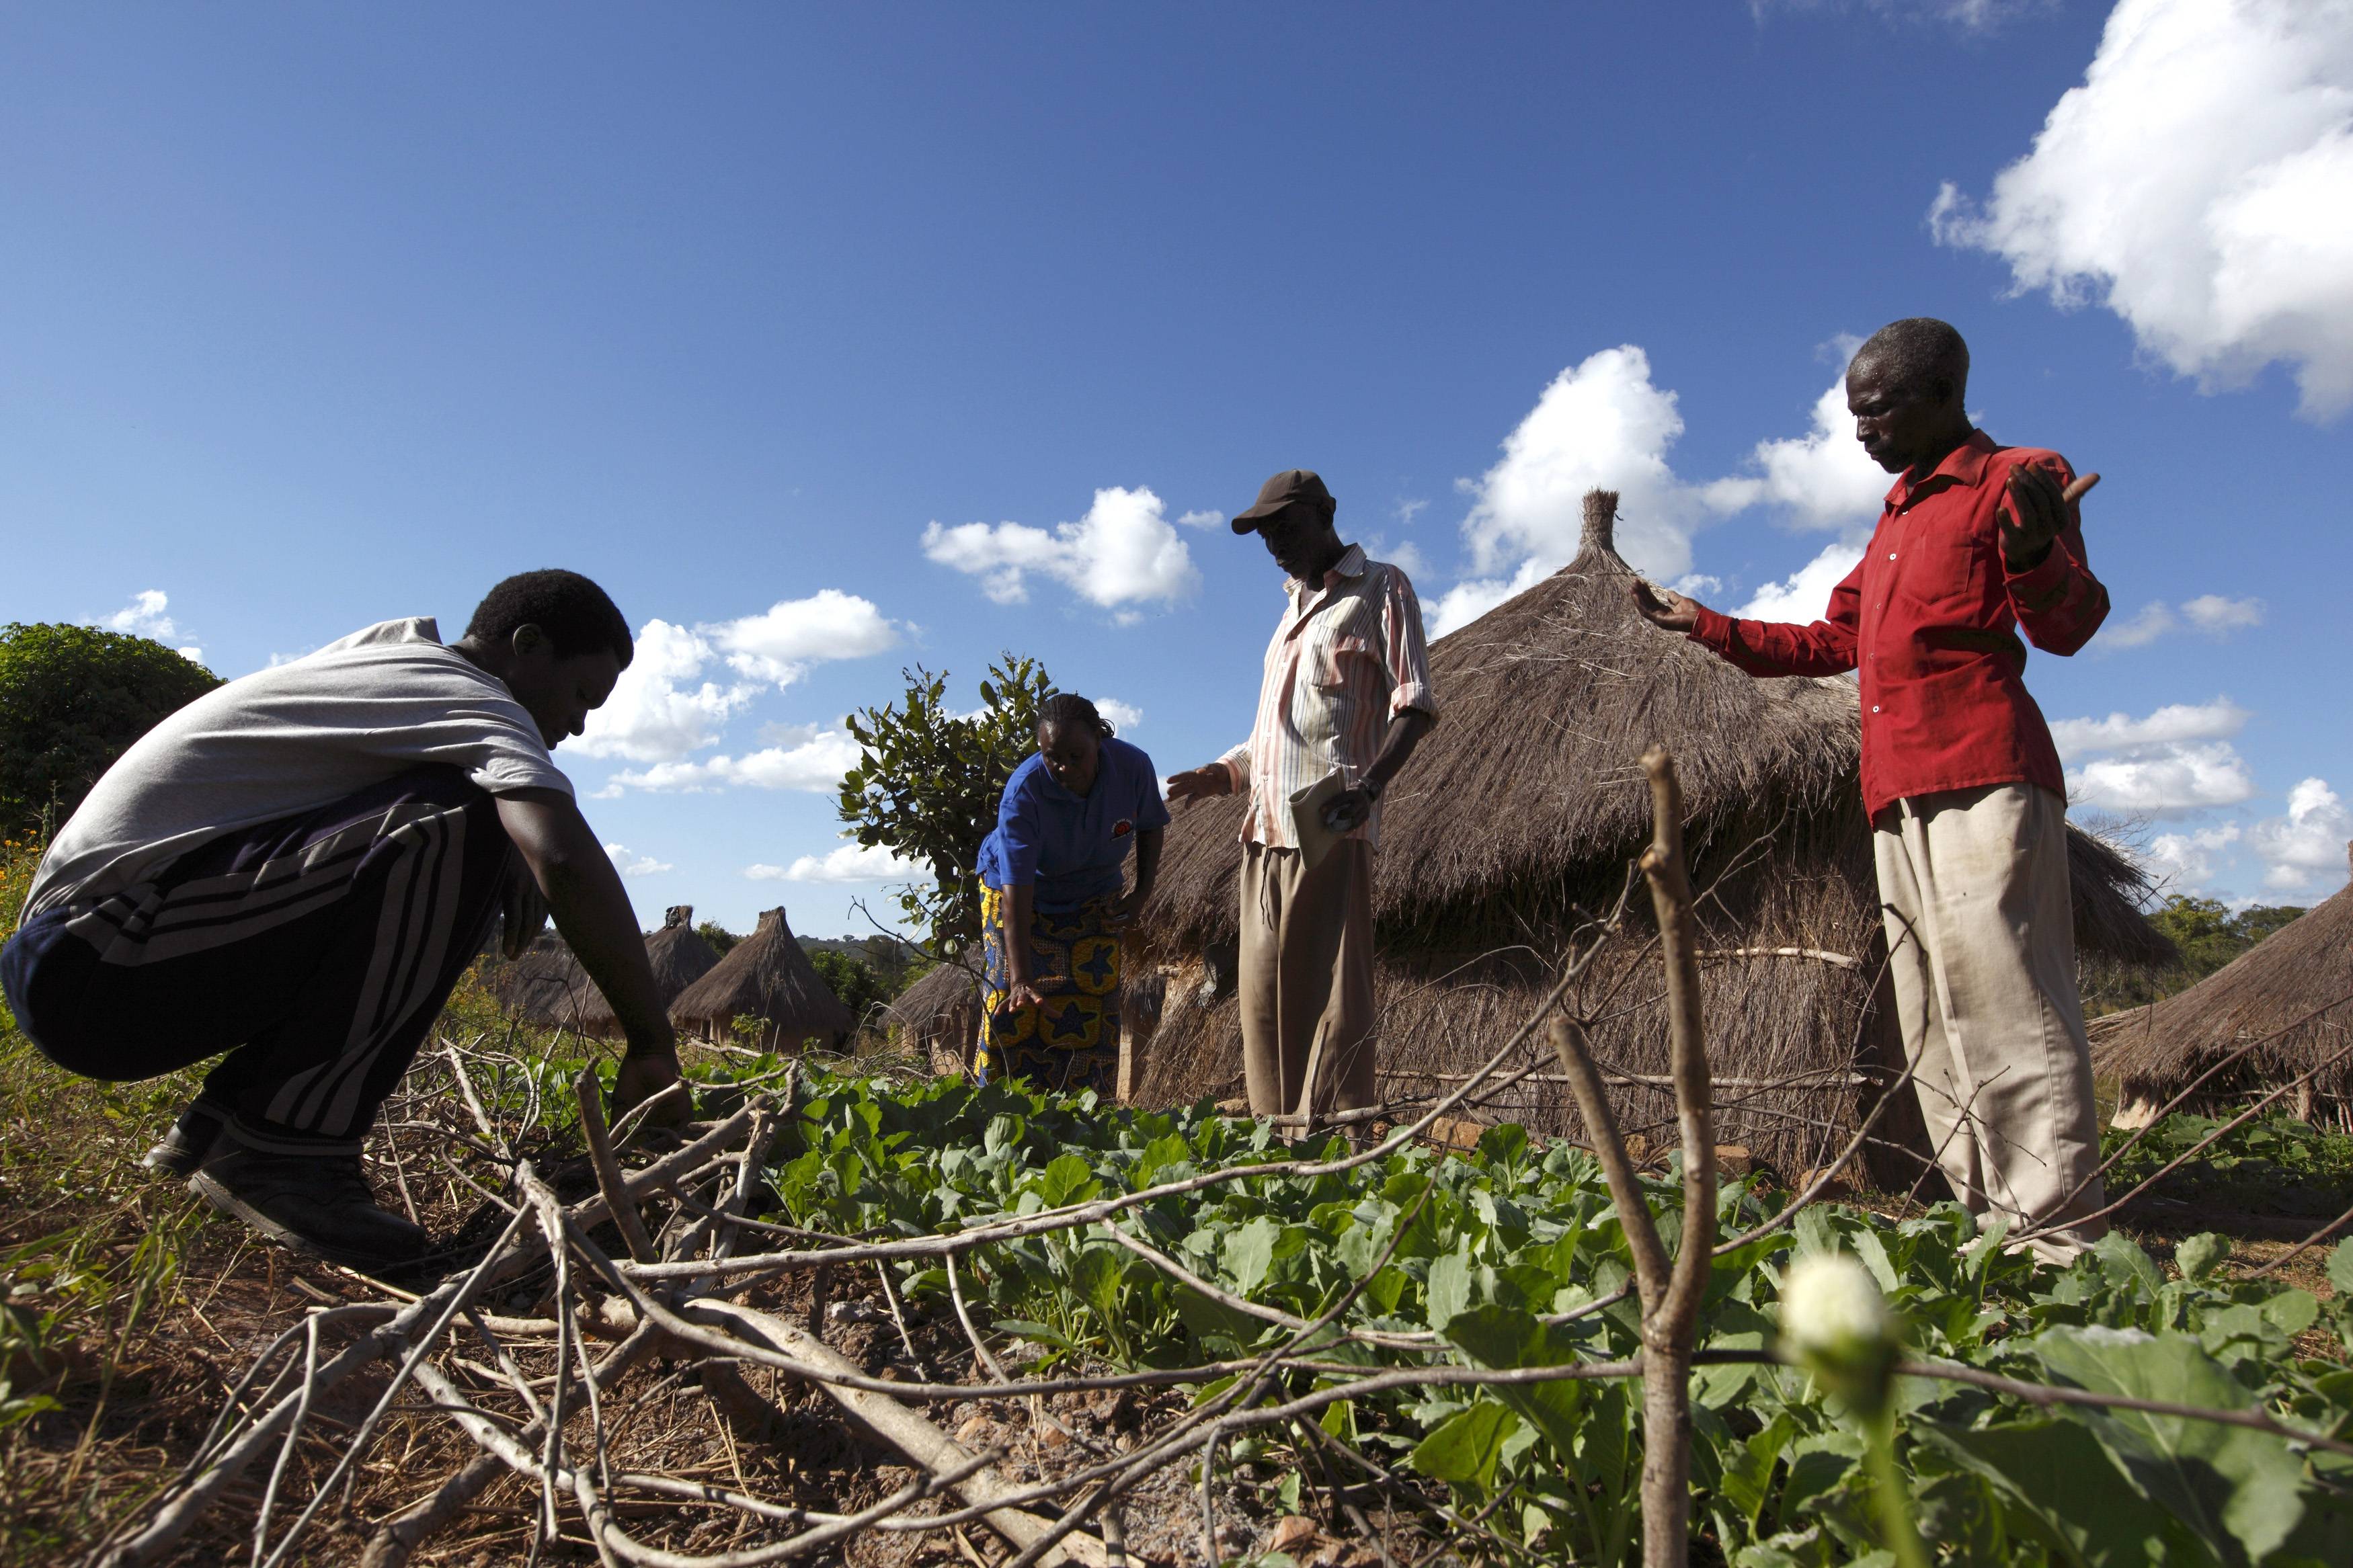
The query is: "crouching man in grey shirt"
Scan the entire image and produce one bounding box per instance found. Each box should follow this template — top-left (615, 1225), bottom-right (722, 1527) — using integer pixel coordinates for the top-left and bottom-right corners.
top-left (1, 569), bottom-right (682, 1278)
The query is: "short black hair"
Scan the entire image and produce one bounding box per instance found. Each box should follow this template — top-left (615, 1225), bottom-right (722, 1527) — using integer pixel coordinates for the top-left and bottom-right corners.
top-left (465, 570), bottom-right (634, 668)
top-left (1037, 692), bottom-right (1115, 740)
top-left (1852, 318), bottom-right (1970, 403)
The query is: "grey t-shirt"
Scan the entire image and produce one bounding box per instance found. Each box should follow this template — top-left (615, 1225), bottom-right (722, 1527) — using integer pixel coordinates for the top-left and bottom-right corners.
top-left (26, 618), bottom-right (572, 919)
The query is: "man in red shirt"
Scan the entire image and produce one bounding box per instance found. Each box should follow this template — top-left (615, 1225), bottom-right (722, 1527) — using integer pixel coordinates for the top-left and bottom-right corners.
top-left (1631, 318), bottom-right (2109, 1262)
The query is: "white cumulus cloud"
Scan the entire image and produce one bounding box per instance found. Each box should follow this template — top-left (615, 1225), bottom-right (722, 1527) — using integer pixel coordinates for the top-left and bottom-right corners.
top-left (747, 843), bottom-right (922, 884)
top-left (2057, 697), bottom-right (2258, 815)
top-left (713, 589), bottom-right (902, 684)
top-left (96, 588), bottom-right (203, 663)
top-left (602, 843), bottom-right (674, 878)
top-left (573, 596), bottom-right (900, 766)
top-left (2070, 743), bottom-right (2257, 815)
top-left (596, 726), bottom-right (862, 797)
top-left (2146, 821), bottom-right (2241, 895)
top-left (2049, 698), bottom-right (2249, 757)
top-left (923, 486), bottom-right (1201, 610)
top-left (1929, 0), bottom-right (2353, 419)
top-left (1095, 698), bottom-right (1143, 733)
top-left (2098, 595), bottom-right (2267, 651)
top-left (2249, 777), bottom-right (2352, 891)
top-left (573, 620), bottom-right (756, 762)
top-left (1441, 351), bottom-right (1892, 635)
top-left (1176, 509), bottom-right (1225, 530)
top-left (1732, 540), bottom-right (1868, 622)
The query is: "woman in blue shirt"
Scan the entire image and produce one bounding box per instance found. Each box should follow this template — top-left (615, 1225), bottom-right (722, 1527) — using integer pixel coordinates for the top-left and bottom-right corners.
top-left (974, 694), bottom-right (1169, 1092)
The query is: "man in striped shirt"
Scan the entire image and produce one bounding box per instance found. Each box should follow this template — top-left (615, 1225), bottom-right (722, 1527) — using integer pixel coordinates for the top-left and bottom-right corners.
top-left (1167, 470), bottom-right (1437, 1119)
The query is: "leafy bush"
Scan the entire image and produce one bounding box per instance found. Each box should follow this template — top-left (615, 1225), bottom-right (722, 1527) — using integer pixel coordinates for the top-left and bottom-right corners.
top-left (836, 656), bottom-right (1051, 959)
top-left (808, 948), bottom-right (889, 1030)
top-left (756, 1068), bottom-right (2353, 1567)
top-left (0, 624), bottom-right (220, 835)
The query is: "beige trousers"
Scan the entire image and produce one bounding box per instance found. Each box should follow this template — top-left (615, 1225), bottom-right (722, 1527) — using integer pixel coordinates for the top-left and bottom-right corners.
top-left (1874, 783), bottom-right (2108, 1263)
top-left (1238, 841), bottom-right (1378, 1117)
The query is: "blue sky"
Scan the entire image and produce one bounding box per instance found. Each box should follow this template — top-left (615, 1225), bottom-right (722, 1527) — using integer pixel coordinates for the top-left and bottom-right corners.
top-left (5, 0), bottom-right (2348, 932)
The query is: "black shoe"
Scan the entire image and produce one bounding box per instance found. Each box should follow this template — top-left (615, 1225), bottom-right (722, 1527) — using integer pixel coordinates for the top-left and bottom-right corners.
top-left (190, 1146), bottom-right (430, 1276)
top-left (143, 1103), bottom-right (227, 1177)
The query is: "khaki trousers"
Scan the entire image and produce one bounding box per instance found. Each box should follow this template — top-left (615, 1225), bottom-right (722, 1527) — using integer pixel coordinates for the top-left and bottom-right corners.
top-left (1239, 841), bottom-right (1378, 1117)
top-left (1874, 783), bottom-right (2108, 1263)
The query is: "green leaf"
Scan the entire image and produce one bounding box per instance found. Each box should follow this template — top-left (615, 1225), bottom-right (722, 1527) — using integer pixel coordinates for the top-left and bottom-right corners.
top-left (2176, 1232), bottom-right (2231, 1284)
top-left (2329, 1241), bottom-right (2353, 1300)
top-left (2034, 1323), bottom-right (2307, 1564)
top-left (1425, 1246), bottom-right (1474, 1329)
top-left (1407, 1400), bottom-right (1519, 1490)
top-left (1035, 1153), bottom-right (1101, 1210)
top-left (1222, 1216), bottom-right (1280, 1297)
top-left (1441, 1303), bottom-right (1587, 1459)
top-left (1914, 1417), bottom-right (2172, 1568)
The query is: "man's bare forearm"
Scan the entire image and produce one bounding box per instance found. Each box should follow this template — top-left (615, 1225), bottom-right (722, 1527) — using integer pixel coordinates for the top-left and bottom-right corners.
top-left (495, 792), bottom-right (677, 1060)
top-left (1365, 709), bottom-right (1433, 793)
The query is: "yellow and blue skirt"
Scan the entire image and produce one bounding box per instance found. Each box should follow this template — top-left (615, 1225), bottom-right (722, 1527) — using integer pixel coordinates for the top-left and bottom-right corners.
top-left (978, 886), bottom-right (1122, 1094)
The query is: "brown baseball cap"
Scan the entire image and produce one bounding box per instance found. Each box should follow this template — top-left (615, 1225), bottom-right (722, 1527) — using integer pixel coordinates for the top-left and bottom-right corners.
top-left (1231, 468), bottom-right (1332, 532)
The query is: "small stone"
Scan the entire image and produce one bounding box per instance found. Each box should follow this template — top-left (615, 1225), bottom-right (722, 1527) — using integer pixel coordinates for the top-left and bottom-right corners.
top-left (1215, 1096), bottom-right (1252, 1116)
top-left (955, 1415), bottom-right (994, 1446)
top-left (1269, 1516), bottom-right (1319, 1553)
top-left (1038, 1423), bottom-right (1070, 1448)
top-left (1800, 1163), bottom-right (1860, 1196)
top-left (1715, 1144), bottom-right (1754, 1178)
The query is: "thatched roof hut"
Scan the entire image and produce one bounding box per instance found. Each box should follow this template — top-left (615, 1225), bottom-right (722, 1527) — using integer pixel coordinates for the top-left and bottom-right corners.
top-left (481, 934), bottom-right (596, 1030)
top-left (669, 905), bottom-right (854, 1051)
top-left (886, 955), bottom-right (1170, 1087)
top-left (1136, 491), bottom-right (2173, 1184)
top-left (887, 955), bottom-right (988, 1077)
top-left (573, 905), bottom-right (722, 1036)
top-left (2094, 845), bottom-right (2353, 1127)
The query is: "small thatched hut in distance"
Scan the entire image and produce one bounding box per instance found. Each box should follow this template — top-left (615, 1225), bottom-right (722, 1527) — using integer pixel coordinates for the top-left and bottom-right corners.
top-left (574, 905), bottom-right (722, 1037)
top-left (670, 906), bottom-right (854, 1052)
top-left (2094, 845), bottom-right (2353, 1128)
top-left (483, 934), bottom-right (596, 1030)
top-left (1136, 490), bottom-right (2173, 1185)
top-left (887, 956), bottom-right (987, 1077)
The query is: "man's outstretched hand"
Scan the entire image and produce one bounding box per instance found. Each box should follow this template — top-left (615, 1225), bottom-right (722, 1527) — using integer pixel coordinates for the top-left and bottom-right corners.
top-left (613, 1050), bottom-right (688, 1130)
top-left (1628, 579), bottom-right (1704, 633)
top-left (2001, 467), bottom-right (2098, 571)
top-left (1164, 764), bottom-right (1234, 810)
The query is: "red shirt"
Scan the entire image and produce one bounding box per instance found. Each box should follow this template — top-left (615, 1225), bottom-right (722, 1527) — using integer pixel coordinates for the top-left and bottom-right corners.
top-left (1687, 430), bottom-right (2108, 821)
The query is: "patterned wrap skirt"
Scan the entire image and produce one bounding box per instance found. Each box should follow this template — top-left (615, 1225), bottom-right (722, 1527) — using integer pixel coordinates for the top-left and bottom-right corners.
top-left (978, 886), bottom-right (1121, 1094)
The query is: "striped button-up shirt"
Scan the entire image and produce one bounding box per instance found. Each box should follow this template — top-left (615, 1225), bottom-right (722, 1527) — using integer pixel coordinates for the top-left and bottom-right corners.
top-left (1218, 544), bottom-right (1437, 849)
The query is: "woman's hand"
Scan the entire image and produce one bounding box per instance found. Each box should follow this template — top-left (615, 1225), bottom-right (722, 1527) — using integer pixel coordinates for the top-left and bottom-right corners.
top-left (1006, 980), bottom-right (1048, 1012)
top-left (1103, 886), bottom-right (1148, 927)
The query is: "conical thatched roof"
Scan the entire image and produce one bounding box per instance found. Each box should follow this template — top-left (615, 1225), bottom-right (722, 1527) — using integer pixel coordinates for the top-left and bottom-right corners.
top-left (574, 905), bottom-right (723, 1037)
top-left (669, 905), bottom-right (854, 1050)
top-left (2093, 846), bottom-right (2353, 1114)
top-left (482, 934), bottom-right (597, 1030)
top-left (886, 954), bottom-right (988, 1075)
top-left (1133, 491), bottom-right (2173, 1181)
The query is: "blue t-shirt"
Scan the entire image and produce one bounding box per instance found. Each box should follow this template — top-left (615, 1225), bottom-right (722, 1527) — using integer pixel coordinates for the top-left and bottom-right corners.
top-left (975, 737), bottom-right (1171, 913)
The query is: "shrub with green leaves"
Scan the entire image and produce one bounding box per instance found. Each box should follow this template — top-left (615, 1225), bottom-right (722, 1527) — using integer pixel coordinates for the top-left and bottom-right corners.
top-left (0, 622), bottom-right (220, 835)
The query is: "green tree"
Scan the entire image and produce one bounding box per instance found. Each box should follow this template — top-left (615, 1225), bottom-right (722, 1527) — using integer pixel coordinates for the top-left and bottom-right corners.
top-left (808, 948), bottom-right (888, 1030)
top-left (837, 655), bottom-right (1052, 958)
top-left (2150, 895), bottom-right (2307, 981)
top-left (0, 624), bottom-right (221, 834)
top-left (695, 919), bottom-right (740, 957)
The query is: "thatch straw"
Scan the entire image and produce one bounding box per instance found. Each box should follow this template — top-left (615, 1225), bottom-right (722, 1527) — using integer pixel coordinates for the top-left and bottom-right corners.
top-left (573, 905), bottom-right (722, 1037)
top-left (2093, 843), bottom-right (2353, 1119)
top-left (886, 954), bottom-right (988, 1076)
top-left (668, 905), bottom-right (854, 1051)
top-left (481, 934), bottom-right (596, 1030)
top-left (1133, 490), bottom-right (2173, 1182)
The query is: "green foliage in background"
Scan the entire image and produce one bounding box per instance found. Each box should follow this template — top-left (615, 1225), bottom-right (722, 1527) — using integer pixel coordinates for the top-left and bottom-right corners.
top-left (754, 1068), bottom-right (2353, 1567)
top-left (836, 655), bottom-right (1052, 959)
top-left (0, 624), bottom-right (221, 835)
top-left (2153, 897), bottom-right (2309, 977)
top-left (808, 948), bottom-right (889, 1028)
top-left (2104, 1113), bottom-right (2353, 1219)
top-left (696, 919), bottom-right (740, 957)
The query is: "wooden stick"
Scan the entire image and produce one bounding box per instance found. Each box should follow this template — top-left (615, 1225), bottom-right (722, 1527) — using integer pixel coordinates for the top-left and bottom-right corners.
top-left (575, 1069), bottom-right (658, 1265)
